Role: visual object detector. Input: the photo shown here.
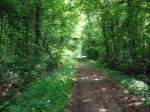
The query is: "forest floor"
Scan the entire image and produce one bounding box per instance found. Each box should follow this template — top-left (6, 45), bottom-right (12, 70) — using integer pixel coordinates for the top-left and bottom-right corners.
top-left (67, 62), bottom-right (150, 112)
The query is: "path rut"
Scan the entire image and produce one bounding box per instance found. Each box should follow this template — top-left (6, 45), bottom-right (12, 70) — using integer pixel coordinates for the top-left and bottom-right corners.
top-left (67, 62), bottom-right (150, 112)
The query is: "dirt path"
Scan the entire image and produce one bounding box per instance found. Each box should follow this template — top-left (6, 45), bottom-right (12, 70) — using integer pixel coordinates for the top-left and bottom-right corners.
top-left (67, 62), bottom-right (149, 112)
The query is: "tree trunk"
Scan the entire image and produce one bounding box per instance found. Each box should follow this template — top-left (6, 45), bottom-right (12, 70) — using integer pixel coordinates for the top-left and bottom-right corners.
top-left (35, 0), bottom-right (41, 55)
top-left (102, 24), bottom-right (110, 62)
top-left (0, 12), bottom-right (4, 57)
top-left (127, 0), bottom-right (136, 61)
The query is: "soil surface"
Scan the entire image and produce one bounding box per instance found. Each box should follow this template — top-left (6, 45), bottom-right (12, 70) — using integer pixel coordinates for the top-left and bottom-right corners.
top-left (67, 62), bottom-right (150, 112)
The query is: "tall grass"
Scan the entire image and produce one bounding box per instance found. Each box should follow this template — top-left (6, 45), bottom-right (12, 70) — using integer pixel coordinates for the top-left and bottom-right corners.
top-left (5, 60), bottom-right (76, 112)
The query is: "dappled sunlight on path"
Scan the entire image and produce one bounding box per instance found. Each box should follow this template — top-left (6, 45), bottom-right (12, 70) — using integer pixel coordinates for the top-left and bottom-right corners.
top-left (67, 62), bottom-right (150, 112)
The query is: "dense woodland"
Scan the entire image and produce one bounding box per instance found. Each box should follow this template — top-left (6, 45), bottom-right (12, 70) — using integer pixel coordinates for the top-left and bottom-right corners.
top-left (0, 0), bottom-right (150, 112)
top-left (0, 0), bottom-right (79, 88)
top-left (81, 0), bottom-right (150, 75)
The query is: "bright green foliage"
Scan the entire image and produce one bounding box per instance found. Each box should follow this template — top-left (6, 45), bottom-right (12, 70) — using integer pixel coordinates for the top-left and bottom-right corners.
top-left (82, 37), bottom-right (100, 60)
top-left (0, 0), bottom-right (79, 109)
top-left (0, 0), bottom-right (150, 111)
top-left (6, 61), bottom-right (76, 112)
top-left (79, 0), bottom-right (150, 76)
top-left (0, 0), bottom-right (79, 88)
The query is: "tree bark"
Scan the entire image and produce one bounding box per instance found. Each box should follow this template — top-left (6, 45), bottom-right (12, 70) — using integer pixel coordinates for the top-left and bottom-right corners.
top-left (127, 0), bottom-right (136, 61)
top-left (0, 12), bottom-right (4, 57)
top-left (102, 24), bottom-right (110, 62)
top-left (35, 0), bottom-right (41, 55)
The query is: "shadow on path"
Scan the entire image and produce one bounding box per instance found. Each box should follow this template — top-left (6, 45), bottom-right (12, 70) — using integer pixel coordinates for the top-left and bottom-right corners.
top-left (67, 62), bottom-right (150, 112)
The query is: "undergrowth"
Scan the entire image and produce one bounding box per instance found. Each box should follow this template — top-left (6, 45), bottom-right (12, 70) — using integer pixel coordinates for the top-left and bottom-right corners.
top-left (2, 60), bottom-right (76, 112)
top-left (86, 60), bottom-right (150, 105)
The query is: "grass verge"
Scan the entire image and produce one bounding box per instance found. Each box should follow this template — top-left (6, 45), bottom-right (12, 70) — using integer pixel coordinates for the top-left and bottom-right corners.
top-left (4, 60), bottom-right (76, 112)
top-left (86, 60), bottom-right (150, 105)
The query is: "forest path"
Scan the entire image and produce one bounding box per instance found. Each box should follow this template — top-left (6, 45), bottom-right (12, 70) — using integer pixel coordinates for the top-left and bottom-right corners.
top-left (67, 62), bottom-right (149, 112)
